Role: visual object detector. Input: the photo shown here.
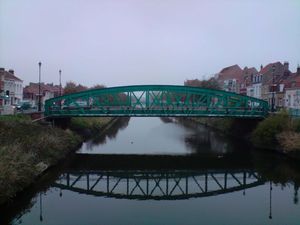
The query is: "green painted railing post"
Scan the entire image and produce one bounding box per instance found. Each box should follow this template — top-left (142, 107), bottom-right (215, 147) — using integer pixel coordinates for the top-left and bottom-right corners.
top-left (146, 90), bottom-right (149, 108)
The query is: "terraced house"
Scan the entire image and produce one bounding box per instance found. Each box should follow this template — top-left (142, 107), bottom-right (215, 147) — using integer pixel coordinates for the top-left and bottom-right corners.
top-left (259, 62), bottom-right (291, 109)
top-left (0, 71), bottom-right (4, 109)
top-left (215, 64), bottom-right (243, 94)
top-left (0, 68), bottom-right (23, 115)
top-left (284, 67), bottom-right (300, 110)
top-left (241, 67), bottom-right (259, 97)
top-left (214, 61), bottom-right (300, 113)
top-left (23, 82), bottom-right (61, 109)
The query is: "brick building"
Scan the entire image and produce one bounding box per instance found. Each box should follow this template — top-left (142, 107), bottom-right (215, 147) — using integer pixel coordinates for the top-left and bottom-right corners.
top-left (23, 82), bottom-right (62, 108)
top-left (284, 66), bottom-right (300, 110)
top-left (260, 62), bottom-right (291, 109)
top-left (215, 65), bottom-right (243, 93)
top-left (241, 67), bottom-right (259, 96)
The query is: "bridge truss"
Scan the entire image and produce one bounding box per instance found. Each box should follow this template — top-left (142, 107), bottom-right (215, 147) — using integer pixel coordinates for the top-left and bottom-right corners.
top-left (53, 170), bottom-right (264, 200)
top-left (45, 85), bottom-right (269, 118)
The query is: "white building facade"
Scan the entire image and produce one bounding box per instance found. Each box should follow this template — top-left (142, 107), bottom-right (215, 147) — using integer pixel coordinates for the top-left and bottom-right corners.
top-left (223, 79), bottom-right (238, 93)
top-left (3, 69), bottom-right (23, 105)
top-left (285, 88), bottom-right (300, 109)
top-left (0, 69), bottom-right (23, 115)
top-left (247, 74), bottom-right (262, 99)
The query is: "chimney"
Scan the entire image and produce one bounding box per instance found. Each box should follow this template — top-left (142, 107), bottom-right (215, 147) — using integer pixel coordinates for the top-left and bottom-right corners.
top-left (8, 69), bottom-right (14, 74)
top-left (260, 65), bottom-right (263, 71)
top-left (297, 66), bottom-right (300, 75)
top-left (284, 61), bottom-right (289, 71)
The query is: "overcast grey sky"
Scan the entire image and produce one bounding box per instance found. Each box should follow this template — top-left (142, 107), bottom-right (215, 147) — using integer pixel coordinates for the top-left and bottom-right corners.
top-left (0, 0), bottom-right (299, 87)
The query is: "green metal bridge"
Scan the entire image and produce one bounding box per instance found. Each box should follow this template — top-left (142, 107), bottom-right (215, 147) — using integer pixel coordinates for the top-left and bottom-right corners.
top-left (45, 85), bottom-right (269, 118)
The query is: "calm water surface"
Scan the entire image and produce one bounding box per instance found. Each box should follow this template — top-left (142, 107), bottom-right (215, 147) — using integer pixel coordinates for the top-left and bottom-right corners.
top-left (3, 117), bottom-right (300, 225)
top-left (79, 117), bottom-right (230, 155)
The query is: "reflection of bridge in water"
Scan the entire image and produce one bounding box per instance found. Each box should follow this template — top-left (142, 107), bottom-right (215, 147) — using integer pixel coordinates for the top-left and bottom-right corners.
top-left (53, 169), bottom-right (264, 200)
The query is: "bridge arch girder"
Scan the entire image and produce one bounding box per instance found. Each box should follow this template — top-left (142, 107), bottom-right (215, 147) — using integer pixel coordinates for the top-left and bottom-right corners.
top-left (45, 85), bottom-right (269, 118)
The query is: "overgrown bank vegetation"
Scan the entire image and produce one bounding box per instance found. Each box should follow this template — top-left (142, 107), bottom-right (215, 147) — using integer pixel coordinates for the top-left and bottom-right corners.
top-left (0, 115), bottom-right (81, 205)
top-left (69, 117), bottom-right (114, 139)
top-left (185, 117), bottom-right (256, 138)
top-left (187, 111), bottom-right (300, 154)
top-left (0, 115), bottom-right (116, 205)
top-left (252, 111), bottom-right (300, 153)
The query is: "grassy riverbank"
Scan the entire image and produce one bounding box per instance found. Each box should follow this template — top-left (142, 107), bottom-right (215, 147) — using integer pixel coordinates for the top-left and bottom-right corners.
top-left (0, 115), bottom-right (115, 205)
top-left (252, 111), bottom-right (300, 154)
top-left (184, 117), bottom-right (257, 138)
top-left (186, 112), bottom-right (300, 155)
top-left (0, 115), bottom-right (81, 205)
top-left (69, 117), bottom-right (115, 139)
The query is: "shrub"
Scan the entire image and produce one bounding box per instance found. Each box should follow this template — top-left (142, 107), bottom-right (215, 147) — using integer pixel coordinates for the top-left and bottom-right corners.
top-left (277, 131), bottom-right (300, 152)
top-left (251, 111), bottom-right (290, 149)
top-left (70, 117), bottom-right (112, 137)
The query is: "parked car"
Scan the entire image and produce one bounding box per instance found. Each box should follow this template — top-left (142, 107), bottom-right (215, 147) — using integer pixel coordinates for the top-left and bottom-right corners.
top-left (14, 101), bottom-right (33, 111)
top-left (12, 104), bottom-right (22, 111)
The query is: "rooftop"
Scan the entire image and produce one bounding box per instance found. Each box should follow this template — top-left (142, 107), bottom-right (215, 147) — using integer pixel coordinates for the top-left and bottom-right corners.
top-left (218, 64), bottom-right (243, 81)
top-left (0, 68), bottom-right (22, 82)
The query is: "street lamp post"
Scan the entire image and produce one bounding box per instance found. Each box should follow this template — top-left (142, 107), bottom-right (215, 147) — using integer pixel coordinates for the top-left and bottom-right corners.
top-left (269, 181), bottom-right (273, 219)
top-left (38, 62), bottom-right (42, 112)
top-left (59, 69), bottom-right (62, 96)
top-left (271, 64), bottom-right (276, 112)
top-left (39, 192), bottom-right (43, 222)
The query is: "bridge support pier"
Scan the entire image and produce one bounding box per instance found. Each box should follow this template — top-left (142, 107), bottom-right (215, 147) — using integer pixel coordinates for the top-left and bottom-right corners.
top-left (48, 117), bottom-right (71, 129)
top-left (229, 118), bottom-right (262, 137)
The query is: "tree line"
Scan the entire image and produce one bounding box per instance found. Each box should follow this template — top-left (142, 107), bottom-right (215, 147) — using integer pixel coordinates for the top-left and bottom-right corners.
top-left (63, 81), bottom-right (106, 94)
top-left (64, 77), bottom-right (220, 95)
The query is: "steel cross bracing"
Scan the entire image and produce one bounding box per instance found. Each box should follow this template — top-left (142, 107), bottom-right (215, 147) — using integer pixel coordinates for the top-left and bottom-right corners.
top-left (45, 85), bottom-right (269, 118)
top-left (53, 170), bottom-right (264, 200)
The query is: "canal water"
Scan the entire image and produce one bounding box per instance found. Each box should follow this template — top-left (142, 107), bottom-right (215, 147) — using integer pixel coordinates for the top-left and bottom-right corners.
top-left (2, 117), bottom-right (300, 225)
